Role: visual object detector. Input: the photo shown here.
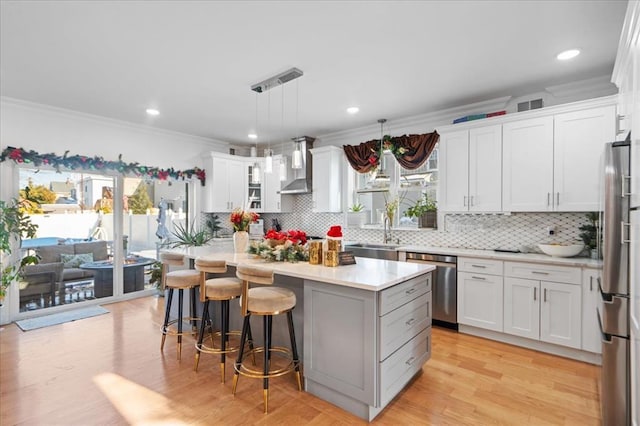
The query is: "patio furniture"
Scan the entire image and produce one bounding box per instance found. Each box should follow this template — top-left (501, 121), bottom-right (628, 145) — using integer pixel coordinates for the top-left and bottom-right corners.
top-left (79, 256), bottom-right (155, 298)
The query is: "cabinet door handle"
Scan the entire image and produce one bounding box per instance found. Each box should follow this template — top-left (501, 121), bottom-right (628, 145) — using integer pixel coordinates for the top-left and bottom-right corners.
top-left (405, 356), bottom-right (416, 366)
top-left (471, 275), bottom-right (486, 280)
top-left (543, 288), bottom-right (547, 302)
top-left (471, 264), bottom-right (486, 268)
top-left (533, 287), bottom-right (537, 301)
top-left (470, 196), bottom-right (474, 206)
top-left (532, 271), bottom-right (549, 275)
top-left (616, 114), bottom-right (626, 135)
top-left (463, 196), bottom-right (467, 207)
top-left (405, 318), bottom-right (416, 326)
top-left (547, 193), bottom-right (551, 206)
top-left (405, 288), bottom-right (417, 295)
top-left (590, 276), bottom-right (593, 292)
top-left (277, 201), bottom-right (280, 210)
top-left (556, 192), bottom-right (560, 206)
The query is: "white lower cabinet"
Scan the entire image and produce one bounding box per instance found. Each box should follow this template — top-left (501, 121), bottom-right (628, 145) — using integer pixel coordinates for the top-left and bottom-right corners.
top-left (503, 261), bottom-right (582, 349)
top-left (504, 277), bottom-right (540, 340)
top-left (457, 271), bottom-right (503, 332)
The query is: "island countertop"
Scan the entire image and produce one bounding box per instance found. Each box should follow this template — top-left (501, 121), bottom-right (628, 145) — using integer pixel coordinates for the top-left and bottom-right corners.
top-left (169, 246), bottom-right (435, 292)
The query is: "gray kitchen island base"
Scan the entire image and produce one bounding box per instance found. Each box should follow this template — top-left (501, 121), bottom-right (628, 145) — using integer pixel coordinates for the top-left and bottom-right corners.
top-left (303, 275), bottom-right (432, 421)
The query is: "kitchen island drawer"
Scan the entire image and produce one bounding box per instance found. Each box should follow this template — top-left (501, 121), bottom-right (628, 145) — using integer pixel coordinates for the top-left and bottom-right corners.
top-left (379, 273), bottom-right (431, 316)
top-left (504, 261), bottom-right (581, 284)
top-left (380, 292), bottom-right (430, 360)
top-left (379, 327), bottom-right (431, 407)
top-left (458, 257), bottom-right (503, 275)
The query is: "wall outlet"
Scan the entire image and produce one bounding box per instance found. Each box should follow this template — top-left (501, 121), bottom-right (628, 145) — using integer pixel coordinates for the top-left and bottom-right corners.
top-left (547, 226), bottom-right (556, 236)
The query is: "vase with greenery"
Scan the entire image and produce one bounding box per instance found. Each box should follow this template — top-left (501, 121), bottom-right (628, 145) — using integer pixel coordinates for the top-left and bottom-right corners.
top-left (0, 199), bottom-right (39, 303)
top-left (404, 193), bottom-right (437, 228)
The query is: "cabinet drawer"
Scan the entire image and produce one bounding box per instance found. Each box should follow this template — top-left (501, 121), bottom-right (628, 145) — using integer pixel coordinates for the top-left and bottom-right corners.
top-left (504, 261), bottom-right (581, 284)
top-left (379, 327), bottom-right (431, 407)
top-left (379, 273), bottom-right (431, 316)
top-left (380, 292), bottom-right (431, 361)
top-left (458, 257), bottom-right (503, 275)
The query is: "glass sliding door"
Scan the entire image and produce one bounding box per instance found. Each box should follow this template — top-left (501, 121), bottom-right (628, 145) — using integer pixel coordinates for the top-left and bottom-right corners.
top-left (17, 168), bottom-right (116, 311)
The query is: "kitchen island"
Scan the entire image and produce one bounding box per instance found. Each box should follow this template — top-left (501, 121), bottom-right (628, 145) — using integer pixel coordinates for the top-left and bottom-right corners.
top-left (171, 247), bottom-right (435, 421)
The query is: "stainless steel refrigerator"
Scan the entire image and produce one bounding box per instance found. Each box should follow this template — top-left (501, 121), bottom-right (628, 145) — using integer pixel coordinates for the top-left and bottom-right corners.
top-left (599, 139), bottom-right (632, 425)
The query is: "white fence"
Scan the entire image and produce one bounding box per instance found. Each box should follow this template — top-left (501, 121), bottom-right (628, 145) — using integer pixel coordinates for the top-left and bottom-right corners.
top-left (28, 210), bottom-right (186, 252)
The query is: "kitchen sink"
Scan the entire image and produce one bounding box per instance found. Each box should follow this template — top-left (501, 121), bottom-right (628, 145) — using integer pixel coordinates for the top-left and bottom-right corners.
top-left (344, 243), bottom-right (400, 261)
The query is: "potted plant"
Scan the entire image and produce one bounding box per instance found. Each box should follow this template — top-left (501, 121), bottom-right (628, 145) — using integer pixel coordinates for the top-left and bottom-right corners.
top-left (579, 212), bottom-right (600, 259)
top-left (404, 194), bottom-right (437, 228)
top-left (166, 221), bottom-right (213, 248)
top-left (346, 203), bottom-right (368, 227)
top-left (0, 199), bottom-right (39, 304)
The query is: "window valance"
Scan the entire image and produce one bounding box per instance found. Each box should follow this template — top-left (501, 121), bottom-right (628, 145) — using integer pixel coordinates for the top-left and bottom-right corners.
top-left (343, 131), bottom-right (439, 174)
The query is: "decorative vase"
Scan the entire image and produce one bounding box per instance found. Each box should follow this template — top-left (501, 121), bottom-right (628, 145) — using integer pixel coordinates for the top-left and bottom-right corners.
top-left (419, 211), bottom-right (437, 229)
top-left (233, 231), bottom-right (249, 253)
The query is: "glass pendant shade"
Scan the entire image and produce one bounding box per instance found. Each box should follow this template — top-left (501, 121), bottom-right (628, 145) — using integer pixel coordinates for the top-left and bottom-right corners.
top-left (279, 155), bottom-right (287, 181)
top-left (264, 149), bottom-right (273, 173)
top-left (252, 162), bottom-right (261, 184)
top-left (292, 142), bottom-right (303, 169)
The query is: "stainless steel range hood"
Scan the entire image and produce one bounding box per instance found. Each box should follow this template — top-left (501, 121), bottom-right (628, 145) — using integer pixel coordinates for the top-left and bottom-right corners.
top-left (280, 136), bottom-right (314, 194)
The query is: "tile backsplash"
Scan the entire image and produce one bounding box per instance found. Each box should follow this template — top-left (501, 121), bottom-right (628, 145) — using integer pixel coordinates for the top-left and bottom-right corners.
top-left (210, 194), bottom-right (595, 254)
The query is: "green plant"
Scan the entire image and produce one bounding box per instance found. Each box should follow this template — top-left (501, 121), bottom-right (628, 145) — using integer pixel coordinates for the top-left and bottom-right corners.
top-left (579, 212), bottom-right (600, 250)
top-left (147, 261), bottom-right (162, 287)
top-left (204, 213), bottom-right (222, 237)
top-left (404, 193), bottom-right (437, 218)
top-left (167, 221), bottom-right (213, 248)
top-left (1, 198), bottom-right (39, 299)
top-left (349, 203), bottom-right (364, 212)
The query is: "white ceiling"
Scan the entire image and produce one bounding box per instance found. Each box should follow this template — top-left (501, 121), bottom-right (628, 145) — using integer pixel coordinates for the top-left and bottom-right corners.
top-left (0, 1), bottom-right (628, 145)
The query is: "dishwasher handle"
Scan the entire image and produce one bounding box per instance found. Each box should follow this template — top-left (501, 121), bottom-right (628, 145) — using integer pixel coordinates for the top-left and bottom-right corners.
top-left (405, 252), bottom-right (457, 264)
top-left (407, 259), bottom-right (456, 269)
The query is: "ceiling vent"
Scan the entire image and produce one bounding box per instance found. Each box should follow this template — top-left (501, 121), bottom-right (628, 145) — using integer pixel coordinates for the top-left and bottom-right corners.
top-left (251, 68), bottom-right (304, 93)
top-left (517, 98), bottom-right (544, 112)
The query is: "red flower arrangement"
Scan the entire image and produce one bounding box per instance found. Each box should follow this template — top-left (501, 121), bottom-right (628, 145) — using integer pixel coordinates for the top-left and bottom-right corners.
top-left (230, 208), bottom-right (259, 232)
top-left (248, 229), bottom-right (309, 262)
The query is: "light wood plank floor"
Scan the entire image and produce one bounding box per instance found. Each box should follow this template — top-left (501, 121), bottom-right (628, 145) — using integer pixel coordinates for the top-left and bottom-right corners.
top-left (0, 296), bottom-right (601, 425)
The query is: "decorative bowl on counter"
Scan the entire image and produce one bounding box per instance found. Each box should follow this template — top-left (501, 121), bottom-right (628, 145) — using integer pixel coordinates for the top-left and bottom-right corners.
top-left (537, 243), bottom-right (584, 258)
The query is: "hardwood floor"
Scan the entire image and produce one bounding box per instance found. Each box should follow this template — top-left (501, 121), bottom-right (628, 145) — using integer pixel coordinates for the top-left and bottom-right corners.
top-left (0, 296), bottom-right (601, 425)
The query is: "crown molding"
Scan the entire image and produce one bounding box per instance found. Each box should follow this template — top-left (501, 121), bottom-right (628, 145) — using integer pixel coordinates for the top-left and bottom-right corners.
top-left (545, 75), bottom-right (617, 99)
top-left (612, 0), bottom-right (640, 86)
top-left (318, 96), bottom-right (512, 145)
top-left (0, 96), bottom-right (229, 148)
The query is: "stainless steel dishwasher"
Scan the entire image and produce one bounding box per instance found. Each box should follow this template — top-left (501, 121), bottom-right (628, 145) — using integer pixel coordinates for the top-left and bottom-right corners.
top-left (405, 252), bottom-right (457, 330)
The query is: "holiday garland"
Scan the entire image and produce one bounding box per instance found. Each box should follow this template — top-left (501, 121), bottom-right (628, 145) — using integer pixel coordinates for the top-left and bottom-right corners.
top-left (0, 146), bottom-right (206, 186)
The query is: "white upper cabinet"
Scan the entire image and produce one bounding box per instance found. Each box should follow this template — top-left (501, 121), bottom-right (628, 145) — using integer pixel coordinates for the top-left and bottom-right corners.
top-left (502, 116), bottom-right (554, 212)
top-left (553, 105), bottom-right (616, 211)
top-left (439, 125), bottom-right (502, 212)
top-left (202, 152), bottom-right (248, 212)
top-left (503, 104), bottom-right (615, 212)
top-left (263, 155), bottom-right (293, 213)
top-left (310, 146), bottom-right (343, 213)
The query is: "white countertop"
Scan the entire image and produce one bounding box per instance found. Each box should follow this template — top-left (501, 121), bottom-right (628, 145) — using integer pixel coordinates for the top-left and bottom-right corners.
top-left (397, 245), bottom-right (603, 269)
top-left (168, 245), bottom-right (435, 292)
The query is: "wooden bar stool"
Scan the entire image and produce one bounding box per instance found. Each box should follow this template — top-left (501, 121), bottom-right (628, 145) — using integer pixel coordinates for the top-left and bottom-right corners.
top-left (232, 264), bottom-right (302, 413)
top-left (159, 252), bottom-right (201, 360)
top-left (193, 257), bottom-right (251, 383)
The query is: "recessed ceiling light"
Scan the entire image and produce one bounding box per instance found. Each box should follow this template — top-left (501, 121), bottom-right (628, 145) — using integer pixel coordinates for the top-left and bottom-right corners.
top-left (557, 49), bottom-right (580, 60)
top-left (145, 108), bottom-right (160, 116)
top-left (248, 133), bottom-right (258, 140)
top-left (347, 106), bottom-right (360, 114)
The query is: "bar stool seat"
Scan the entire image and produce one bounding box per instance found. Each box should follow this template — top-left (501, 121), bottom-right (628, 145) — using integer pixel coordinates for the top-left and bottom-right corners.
top-left (160, 252), bottom-right (201, 361)
top-left (232, 264), bottom-right (301, 413)
top-left (194, 257), bottom-right (249, 383)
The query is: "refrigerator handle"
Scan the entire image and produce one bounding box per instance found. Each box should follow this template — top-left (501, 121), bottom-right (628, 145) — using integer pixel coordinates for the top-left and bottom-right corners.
top-left (621, 174), bottom-right (631, 197)
top-left (621, 221), bottom-right (631, 244)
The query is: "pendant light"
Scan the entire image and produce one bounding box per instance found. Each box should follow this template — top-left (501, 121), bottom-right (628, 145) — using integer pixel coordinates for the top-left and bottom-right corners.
top-left (291, 79), bottom-right (303, 170)
top-left (264, 90), bottom-right (273, 173)
top-left (252, 92), bottom-right (261, 184)
top-left (279, 83), bottom-right (288, 181)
